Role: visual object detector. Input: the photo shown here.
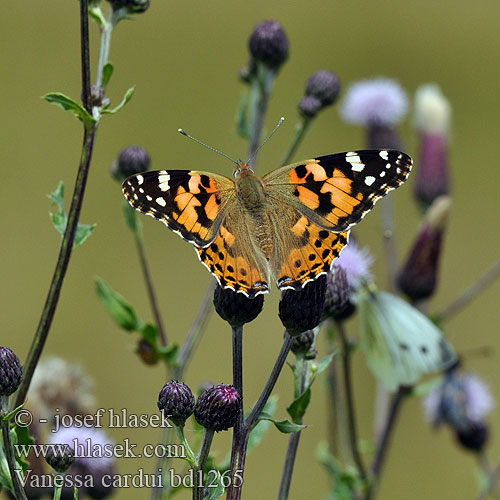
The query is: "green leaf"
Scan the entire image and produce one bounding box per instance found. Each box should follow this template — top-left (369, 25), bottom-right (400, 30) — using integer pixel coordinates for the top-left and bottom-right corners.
top-left (95, 278), bottom-right (141, 331)
top-left (157, 342), bottom-right (179, 365)
top-left (247, 397), bottom-right (277, 453)
top-left (12, 423), bottom-right (35, 472)
top-left (258, 413), bottom-right (307, 434)
top-left (102, 63), bottom-right (114, 88)
top-left (205, 479), bottom-right (225, 500)
top-left (287, 387), bottom-right (311, 423)
top-left (413, 376), bottom-right (443, 397)
top-left (0, 440), bottom-right (13, 493)
top-left (89, 5), bottom-right (107, 26)
top-left (101, 87), bottom-right (135, 115)
top-left (43, 92), bottom-right (96, 126)
top-left (313, 351), bottom-right (336, 376)
top-left (1, 404), bottom-right (25, 423)
top-left (48, 181), bottom-right (96, 248)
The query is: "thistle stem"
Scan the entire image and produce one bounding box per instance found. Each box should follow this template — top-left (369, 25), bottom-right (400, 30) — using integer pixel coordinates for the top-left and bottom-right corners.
top-left (439, 258), bottom-right (500, 322)
top-left (475, 455), bottom-right (500, 500)
top-left (337, 322), bottom-right (367, 481)
top-left (194, 429), bottom-right (215, 500)
top-left (247, 65), bottom-right (275, 169)
top-left (133, 230), bottom-right (168, 346)
top-left (280, 117), bottom-right (313, 166)
top-left (367, 386), bottom-right (408, 500)
top-left (1, 396), bottom-right (28, 500)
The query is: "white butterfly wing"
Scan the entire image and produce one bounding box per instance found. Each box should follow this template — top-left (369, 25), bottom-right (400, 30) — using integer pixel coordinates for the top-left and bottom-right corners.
top-left (359, 290), bottom-right (457, 392)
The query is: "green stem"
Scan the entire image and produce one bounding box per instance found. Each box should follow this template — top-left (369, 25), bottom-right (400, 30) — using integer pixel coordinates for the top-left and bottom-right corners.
top-left (247, 64), bottom-right (276, 169)
top-left (280, 117), bottom-right (313, 166)
top-left (194, 429), bottom-right (215, 500)
top-left (337, 322), bottom-right (367, 481)
top-left (366, 387), bottom-right (408, 500)
top-left (133, 229), bottom-right (168, 346)
top-left (174, 279), bottom-right (216, 379)
top-left (53, 482), bottom-right (62, 500)
top-left (95, 10), bottom-right (120, 89)
top-left (1, 397), bottom-right (28, 500)
top-left (438, 258), bottom-right (500, 322)
top-left (227, 332), bottom-right (294, 500)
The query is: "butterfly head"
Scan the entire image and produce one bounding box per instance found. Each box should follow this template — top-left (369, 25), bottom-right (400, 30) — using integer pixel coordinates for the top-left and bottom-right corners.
top-left (233, 161), bottom-right (255, 179)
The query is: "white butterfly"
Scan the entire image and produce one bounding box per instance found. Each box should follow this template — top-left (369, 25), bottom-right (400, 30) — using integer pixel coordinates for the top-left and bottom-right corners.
top-left (358, 290), bottom-right (457, 392)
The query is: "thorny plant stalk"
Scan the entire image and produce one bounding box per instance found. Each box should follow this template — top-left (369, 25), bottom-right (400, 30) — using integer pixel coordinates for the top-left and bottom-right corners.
top-left (14, 0), bottom-right (99, 409)
top-left (227, 333), bottom-right (295, 500)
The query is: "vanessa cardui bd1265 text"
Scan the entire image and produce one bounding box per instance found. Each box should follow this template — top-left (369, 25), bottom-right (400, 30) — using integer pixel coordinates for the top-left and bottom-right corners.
top-left (122, 150), bottom-right (412, 297)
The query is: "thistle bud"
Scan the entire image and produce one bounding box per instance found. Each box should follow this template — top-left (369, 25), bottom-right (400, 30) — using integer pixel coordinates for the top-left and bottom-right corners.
top-left (413, 84), bottom-right (451, 208)
top-left (279, 275), bottom-right (327, 336)
top-left (290, 330), bottom-right (315, 356)
top-left (213, 286), bottom-right (264, 328)
top-left (305, 70), bottom-right (341, 107)
top-left (340, 78), bottom-right (408, 149)
top-left (298, 96), bottom-right (322, 119)
top-left (45, 445), bottom-right (75, 473)
top-left (397, 196), bottom-right (451, 301)
top-left (249, 20), bottom-right (289, 71)
top-left (0, 346), bottom-right (23, 397)
top-left (194, 384), bottom-right (241, 432)
top-left (111, 145), bottom-right (151, 182)
top-left (423, 365), bottom-right (494, 452)
top-left (106, 0), bottom-right (150, 13)
top-left (323, 242), bottom-right (373, 321)
top-left (158, 381), bottom-right (195, 427)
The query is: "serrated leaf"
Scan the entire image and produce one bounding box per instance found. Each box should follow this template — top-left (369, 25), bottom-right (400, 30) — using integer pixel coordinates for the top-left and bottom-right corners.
top-left (95, 278), bottom-right (141, 331)
top-left (43, 92), bottom-right (96, 126)
top-left (258, 414), bottom-right (307, 434)
top-left (101, 87), bottom-right (135, 115)
top-left (48, 181), bottom-right (96, 248)
top-left (102, 63), bottom-right (114, 88)
top-left (287, 387), bottom-right (311, 423)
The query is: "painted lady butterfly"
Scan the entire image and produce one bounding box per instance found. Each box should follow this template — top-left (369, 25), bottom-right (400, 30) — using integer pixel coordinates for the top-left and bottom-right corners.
top-left (122, 150), bottom-right (412, 297)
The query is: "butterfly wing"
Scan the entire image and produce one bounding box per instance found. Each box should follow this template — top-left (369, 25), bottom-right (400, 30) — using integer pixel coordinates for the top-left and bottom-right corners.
top-left (196, 208), bottom-right (271, 297)
top-left (122, 170), bottom-right (235, 247)
top-left (263, 150), bottom-right (412, 232)
top-left (263, 200), bottom-right (350, 290)
top-left (358, 290), bottom-right (457, 392)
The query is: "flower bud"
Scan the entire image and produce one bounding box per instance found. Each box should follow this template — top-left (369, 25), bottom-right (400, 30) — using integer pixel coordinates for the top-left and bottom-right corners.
top-left (298, 96), bottom-right (322, 119)
top-left (194, 384), bottom-right (241, 432)
top-left (323, 242), bottom-right (373, 321)
top-left (249, 20), bottom-right (289, 71)
top-left (305, 70), bottom-right (341, 107)
top-left (213, 286), bottom-right (264, 328)
top-left (413, 84), bottom-right (451, 208)
top-left (136, 338), bottom-right (158, 366)
top-left (340, 78), bottom-right (408, 149)
top-left (158, 381), bottom-right (195, 427)
top-left (279, 275), bottom-right (327, 336)
top-left (106, 0), bottom-right (150, 13)
top-left (397, 196), bottom-right (451, 301)
top-left (0, 346), bottom-right (23, 397)
top-left (45, 445), bottom-right (75, 473)
top-left (290, 330), bottom-right (315, 356)
top-left (111, 145), bottom-right (151, 182)
top-left (423, 365), bottom-right (494, 452)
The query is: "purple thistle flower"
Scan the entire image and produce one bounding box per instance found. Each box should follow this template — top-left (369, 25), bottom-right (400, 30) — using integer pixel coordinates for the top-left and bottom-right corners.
top-left (341, 78), bottom-right (408, 127)
top-left (194, 384), bottom-right (241, 432)
top-left (413, 84), bottom-right (451, 208)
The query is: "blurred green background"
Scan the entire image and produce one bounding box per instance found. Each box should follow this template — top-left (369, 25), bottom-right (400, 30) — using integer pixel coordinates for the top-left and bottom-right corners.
top-left (2, 1), bottom-right (499, 499)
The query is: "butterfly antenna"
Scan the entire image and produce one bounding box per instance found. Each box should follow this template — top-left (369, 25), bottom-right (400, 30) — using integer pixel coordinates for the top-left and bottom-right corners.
top-left (178, 129), bottom-right (239, 166)
top-left (246, 116), bottom-right (285, 165)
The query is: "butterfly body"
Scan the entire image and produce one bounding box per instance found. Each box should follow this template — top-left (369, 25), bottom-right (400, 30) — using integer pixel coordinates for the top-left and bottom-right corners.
top-left (123, 150), bottom-right (412, 297)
